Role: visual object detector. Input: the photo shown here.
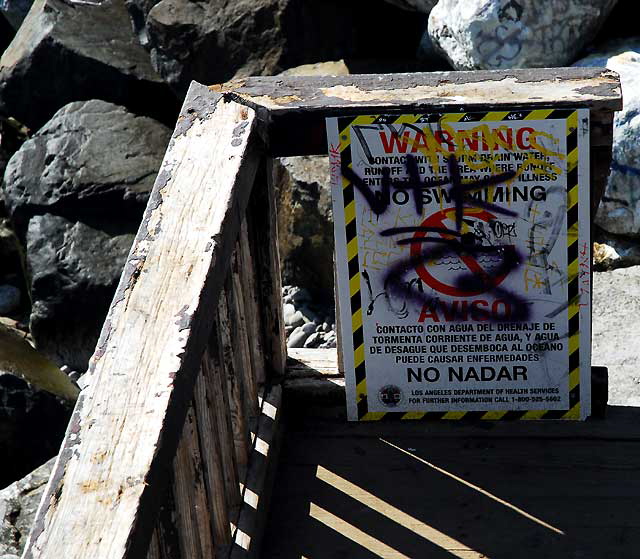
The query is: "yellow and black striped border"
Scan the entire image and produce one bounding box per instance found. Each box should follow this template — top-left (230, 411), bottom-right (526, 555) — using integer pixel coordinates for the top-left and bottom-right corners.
top-left (336, 110), bottom-right (585, 421)
top-left (338, 115), bottom-right (377, 418)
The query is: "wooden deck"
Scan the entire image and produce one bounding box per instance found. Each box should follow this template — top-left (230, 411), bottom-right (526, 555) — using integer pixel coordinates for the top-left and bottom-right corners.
top-left (261, 350), bottom-right (640, 559)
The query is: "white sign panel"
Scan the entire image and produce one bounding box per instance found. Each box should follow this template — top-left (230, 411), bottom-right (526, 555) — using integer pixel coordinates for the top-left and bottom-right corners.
top-left (327, 109), bottom-right (591, 421)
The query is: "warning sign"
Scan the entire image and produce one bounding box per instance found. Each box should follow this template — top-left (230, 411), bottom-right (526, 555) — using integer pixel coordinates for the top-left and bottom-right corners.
top-left (327, 110), bottom-right (592, 421)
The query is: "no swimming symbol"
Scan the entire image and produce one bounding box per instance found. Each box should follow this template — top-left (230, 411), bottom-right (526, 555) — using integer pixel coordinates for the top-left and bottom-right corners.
top-left (412, 208), bottom-right (512, 297)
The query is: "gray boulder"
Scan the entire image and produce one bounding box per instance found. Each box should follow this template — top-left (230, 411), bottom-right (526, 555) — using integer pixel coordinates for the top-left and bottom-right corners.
top-left (592, 0), bottom-right (637, 46)
top-left (26, 214), bottom-right (135, 371)
top-left (0, 0), bottom-right (178, 131)
top-left (130, 0), bottom-right (424, 95)
top-left (287, 327), bottom-right (310, 349)
top-left (145, 0), bottom-right (285, 94)
top-left (0, 457), bottom-right (55, 556)
top-left (0, 220), bottom-right (21, 279)
top-left (0, 285), bottom-right (19, 315)
top-left (416, 24), bottom-right (451, 70)
top-left (125, 0), bottom-right (161, 47)
top-left (0, 219), bottom-right (25, 313)
top-left (4, 100), bottom-right (170, 237)
top-left (1, 117), bottom-right (29, 315)
top-left (274, 156), bottom-right (334, 297)
top-left (428, 0), bottom-right (617, 70)
top-left (575, 40), bottom-right (640, 236)
top-left (3, 100), bottom-right (170, 370)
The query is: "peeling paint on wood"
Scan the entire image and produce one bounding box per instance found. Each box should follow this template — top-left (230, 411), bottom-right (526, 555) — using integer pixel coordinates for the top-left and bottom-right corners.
top-left (174, 82), bottom-right (222, 138)
top-left (204, 68), bottom-right (622, 157)
top-left (213, 68), bottom-right (622, 112)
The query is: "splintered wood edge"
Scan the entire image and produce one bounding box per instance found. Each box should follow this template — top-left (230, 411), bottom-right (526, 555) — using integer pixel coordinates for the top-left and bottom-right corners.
top-left (230, 385), bottom-right (283, 559)
top-left (23, 85), bottom-right (262, 559)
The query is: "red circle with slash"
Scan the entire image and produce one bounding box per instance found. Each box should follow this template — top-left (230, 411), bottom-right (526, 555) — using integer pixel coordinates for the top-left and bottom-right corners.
top-left (411, 208), bottom-right (511, 297)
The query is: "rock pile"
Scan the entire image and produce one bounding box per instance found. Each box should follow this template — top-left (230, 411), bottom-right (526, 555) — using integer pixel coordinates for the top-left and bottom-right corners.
top-left (0, 0), bottom-right (178, 131)
top-left (283, 286), bottom-right (336, 349)
top-left (129, 0), bottom-right (427, 95)
top-left (0, 368), bottom-right (70, 488)
top-left (592, 265), bottom-right (640, 407)
top-left (575, 40), bottom-right (640, 235)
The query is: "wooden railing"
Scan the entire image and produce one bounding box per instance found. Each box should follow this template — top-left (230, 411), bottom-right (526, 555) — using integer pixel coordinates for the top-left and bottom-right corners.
top-left (21, 68), bottom-right (621, 559)
top-left (22, 84), bottom-right (285, 559)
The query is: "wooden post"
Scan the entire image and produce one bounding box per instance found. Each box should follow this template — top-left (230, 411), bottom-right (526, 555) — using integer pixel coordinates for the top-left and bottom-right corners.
top-left (229, 248), bottom-right (260, 419)
top-left (146, 484), bottom-right (181, 559)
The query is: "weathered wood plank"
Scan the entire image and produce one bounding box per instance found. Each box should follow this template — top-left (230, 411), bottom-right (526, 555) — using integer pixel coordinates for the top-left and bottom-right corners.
top-left (284, 377), bottom-right (347, 414)
top-left (230, 385), bottom-right (283, 559)
top-left (210, 68), bottom-right (622, 156)
top-left (237, 219), bottom-right (266, 386)
top-left (207, 321), bottom-right (242, 517)
top-left (590, 110), bottom-right (614, 148)
top-left (214, 67), bottom-right (622, 113)
top-left (230, 247), bottom-right (260, 419)
top-left (284, 348), bottom-right (635, 439)
top-left (218, 282), bottom-right (252, 474)
top-left (172, 405), bottom-right (213, 559)
top-left (22, 84), bottom-right (261, 559)
top-left (246, 160), bottom-right (287, 380)
top-left (263, 419), bottom-right (640, 559)
top-left (591, 142), bottom-right (614, 216)
top-left (146, 530), bottom-right (161, 559)
top-left (287, 348), bottom-right (340, 378)
top-left (193, 351), bottom-right (232, 551)
top-left (146, 485), bottom-right (181, 559)
top-left (21, 67), bottom-right (622, 559)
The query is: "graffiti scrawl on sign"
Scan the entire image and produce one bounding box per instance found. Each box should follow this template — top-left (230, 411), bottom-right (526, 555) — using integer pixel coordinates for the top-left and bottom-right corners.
top-left (327, 110), bottom-right (591, 421)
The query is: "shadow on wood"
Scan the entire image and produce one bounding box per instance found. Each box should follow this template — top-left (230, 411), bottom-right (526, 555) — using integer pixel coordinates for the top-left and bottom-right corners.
top-left (263, 404), bottom-right (640, 559)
